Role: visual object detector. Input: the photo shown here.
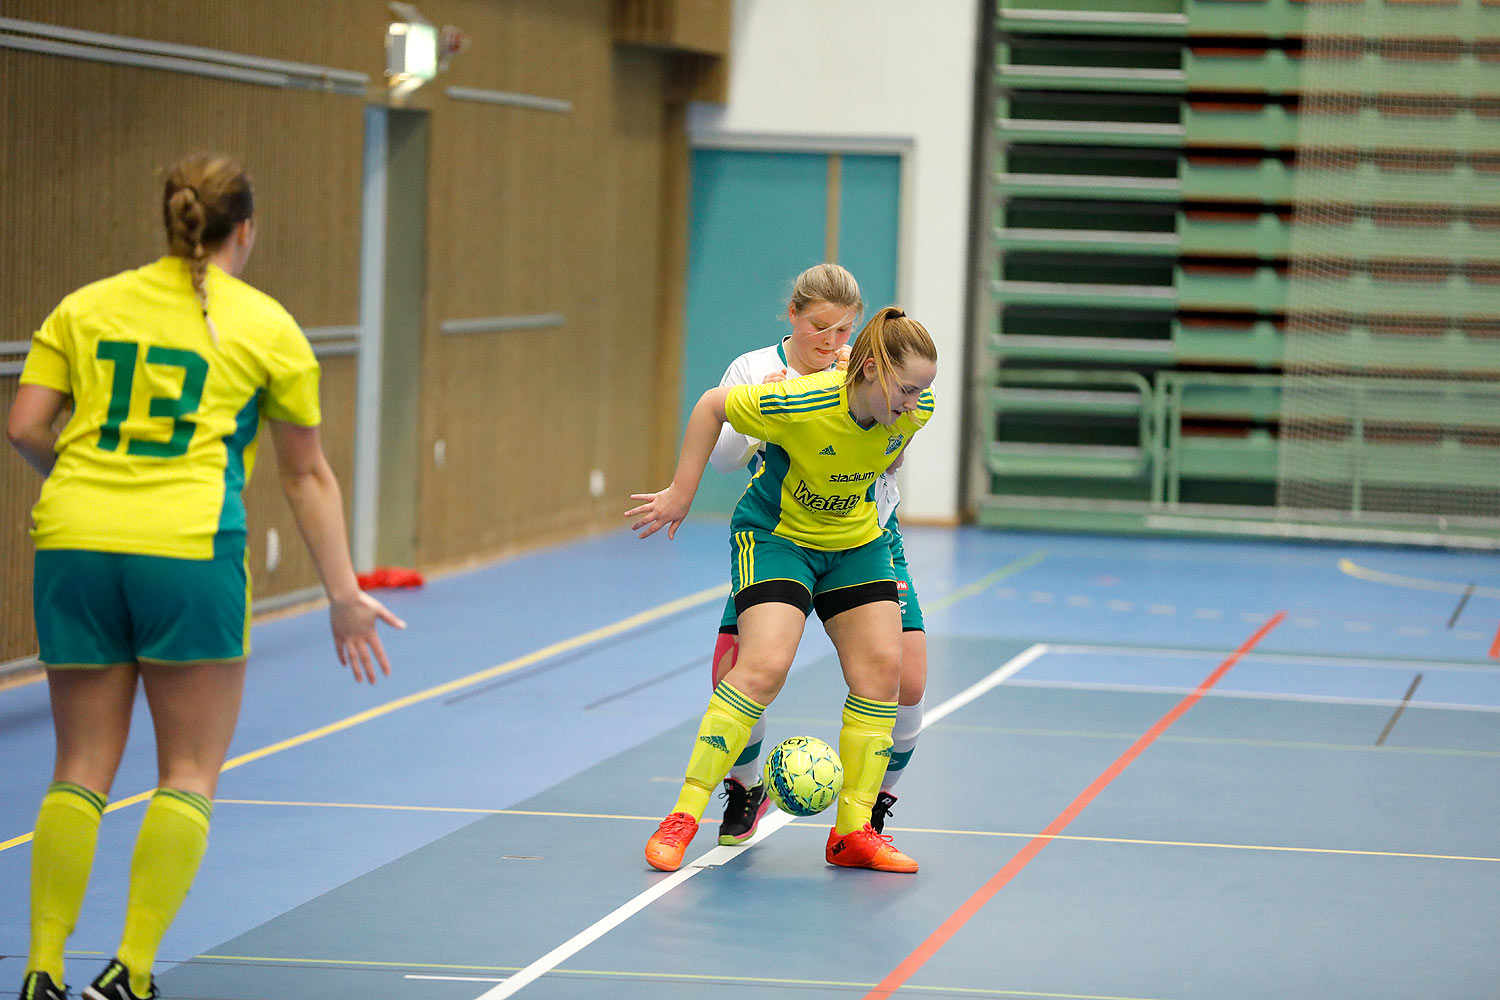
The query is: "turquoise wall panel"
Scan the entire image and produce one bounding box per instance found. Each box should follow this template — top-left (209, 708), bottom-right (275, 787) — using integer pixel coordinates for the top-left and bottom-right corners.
top-left (682, 149), bottom-right (829, 515)
top-left (837, 153), bottom-right (902, 316)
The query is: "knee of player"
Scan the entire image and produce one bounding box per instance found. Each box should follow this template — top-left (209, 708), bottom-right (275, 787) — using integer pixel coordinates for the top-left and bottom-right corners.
top-left (722, 654), bottom-right (789, 704)
top-left (855, 646), bottom-right (902, 691)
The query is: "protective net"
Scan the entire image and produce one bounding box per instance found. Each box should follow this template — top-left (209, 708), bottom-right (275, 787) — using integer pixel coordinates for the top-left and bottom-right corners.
top-left (1276, 2), bottom-right (1500, 542)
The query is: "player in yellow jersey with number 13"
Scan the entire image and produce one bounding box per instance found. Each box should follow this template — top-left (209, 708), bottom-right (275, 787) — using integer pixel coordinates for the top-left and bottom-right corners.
top-left (7, 154), bottom-right (404, 1000)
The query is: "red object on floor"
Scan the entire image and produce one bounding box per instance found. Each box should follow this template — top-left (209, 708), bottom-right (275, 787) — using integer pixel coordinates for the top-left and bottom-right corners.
top-left (356, 567), bottom-right (425, 590)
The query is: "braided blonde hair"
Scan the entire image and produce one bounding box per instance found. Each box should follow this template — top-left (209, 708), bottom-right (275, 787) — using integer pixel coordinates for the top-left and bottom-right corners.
top-left (162, 154), bottom-right (253, 345)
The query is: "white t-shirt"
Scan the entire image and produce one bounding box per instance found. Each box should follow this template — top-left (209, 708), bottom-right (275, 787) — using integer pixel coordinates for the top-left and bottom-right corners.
top-left (710, 337), bottom-right (902, 527)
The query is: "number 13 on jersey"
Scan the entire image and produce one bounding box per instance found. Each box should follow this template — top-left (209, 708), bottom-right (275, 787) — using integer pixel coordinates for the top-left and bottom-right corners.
top-left (95, 339), bottom-right (209, 457)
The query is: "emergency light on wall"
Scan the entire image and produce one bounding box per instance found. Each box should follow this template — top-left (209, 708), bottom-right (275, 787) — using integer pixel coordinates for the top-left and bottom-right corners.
top-left (386, 22), bottom-right (437, 99)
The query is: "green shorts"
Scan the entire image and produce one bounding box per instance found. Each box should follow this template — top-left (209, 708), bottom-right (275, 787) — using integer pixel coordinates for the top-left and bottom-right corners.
top-left (721, 517), bottom-right (923, 632)
top-left (728, 527), bottom-right (897, 624)
top-left (885, 514), bottom-right (925, 632)
top-left (33, 549), bottom-right (251, 667)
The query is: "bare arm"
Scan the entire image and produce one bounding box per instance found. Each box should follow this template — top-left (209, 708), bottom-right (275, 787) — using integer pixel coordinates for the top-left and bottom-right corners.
top-left (625, 385), bottom-right (732, 539)
top-left (269, 420), bottom-right (405, 682)
top-left (6, 384), bottom-right (68, 475)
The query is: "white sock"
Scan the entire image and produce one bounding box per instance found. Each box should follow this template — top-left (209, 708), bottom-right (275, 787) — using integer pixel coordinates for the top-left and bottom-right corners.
top-left (729, 715), bottom-right (768, 786)
top-left (882, 696), bottom-right (924, 794)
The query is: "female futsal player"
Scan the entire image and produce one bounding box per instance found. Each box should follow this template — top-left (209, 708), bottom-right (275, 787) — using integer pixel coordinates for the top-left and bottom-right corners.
top-left (627, 306), bottom-right (936, 874)
top-left (8, 154), bottom-right (404, 1000)
top-left (705, 266), bottom-right (930, 847)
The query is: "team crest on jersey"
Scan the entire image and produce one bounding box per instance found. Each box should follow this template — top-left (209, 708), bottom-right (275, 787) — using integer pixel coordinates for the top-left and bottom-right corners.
top-left (884, 434), bottom-right (905, 455)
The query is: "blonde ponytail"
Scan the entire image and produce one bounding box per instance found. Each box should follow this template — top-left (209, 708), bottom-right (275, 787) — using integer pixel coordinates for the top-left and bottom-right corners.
top-left (845, 306), bottom-right (937, 403)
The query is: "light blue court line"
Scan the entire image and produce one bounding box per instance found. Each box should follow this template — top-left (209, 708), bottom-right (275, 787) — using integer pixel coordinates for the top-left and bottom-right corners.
top-left (1005, 680), bottom-right (1500, 715)
top-left (1047, 644), bottom-right (1500, 672)
top-left (1015, 643), bottom-right (1500, 712)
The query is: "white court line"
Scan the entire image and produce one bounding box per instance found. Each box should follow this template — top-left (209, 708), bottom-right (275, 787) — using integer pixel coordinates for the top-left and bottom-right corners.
top-left (1339, 558), bottom-right (1500, 599)
top-left (471, 642), bottom-right (1050, 999)
top-left (922, 643), bottom-right (1049, 728)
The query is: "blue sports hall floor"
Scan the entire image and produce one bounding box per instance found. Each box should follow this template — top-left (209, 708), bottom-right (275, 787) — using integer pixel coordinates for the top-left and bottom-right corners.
top-left (3, 523), bottom-right (1498, 999)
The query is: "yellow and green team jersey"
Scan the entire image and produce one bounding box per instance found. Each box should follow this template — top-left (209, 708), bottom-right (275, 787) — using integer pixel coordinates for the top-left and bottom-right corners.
top-left (18, 256), bottom-right (320, 560)
top-left (724, 370), bottom-right (934, 552)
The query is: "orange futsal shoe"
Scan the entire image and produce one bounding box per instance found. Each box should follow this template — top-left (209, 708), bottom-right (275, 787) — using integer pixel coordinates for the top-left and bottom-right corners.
top-left (825, 823), bottom-right (919, 873)
top-left (645, 811), bottom-right (699, 872)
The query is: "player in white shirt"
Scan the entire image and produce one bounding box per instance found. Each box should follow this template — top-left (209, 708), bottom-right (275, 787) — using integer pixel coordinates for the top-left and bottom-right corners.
top-left (706, 264), bottom-right (929, 845)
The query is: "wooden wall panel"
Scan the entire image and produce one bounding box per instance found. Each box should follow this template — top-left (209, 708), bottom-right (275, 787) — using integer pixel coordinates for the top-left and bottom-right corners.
top-left (1, 3), bottom-right (370, 661)
top-left (0, 58), bottom-right (365, 335)
top-left (614, 0), bottom-right (731, 55)
top-left (416, 1), bottom-right (677, 566)
top-left (648, 99), bottom-right (693, 486)
top-left (2, 1), bottom-right (385, 76)
top-left (0, 378), bottom-right (40, 662)
top-left (3, 1), bottom-right (700, 659)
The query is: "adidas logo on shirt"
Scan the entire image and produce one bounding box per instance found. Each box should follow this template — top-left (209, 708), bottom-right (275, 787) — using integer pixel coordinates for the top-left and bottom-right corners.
top-left (819, 445), bottom-right (836, 456)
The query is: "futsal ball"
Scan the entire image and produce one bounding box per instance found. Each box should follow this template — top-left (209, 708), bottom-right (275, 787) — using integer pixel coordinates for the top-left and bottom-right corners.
top-left (763, 736), bottom-right (844, 817)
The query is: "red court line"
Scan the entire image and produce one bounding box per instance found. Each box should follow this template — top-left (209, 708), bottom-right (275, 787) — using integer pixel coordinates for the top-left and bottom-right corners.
top-left (864, 612), bottom-right (1287, 1000)
top-left (1488, 622), bottom-right (1500, 659)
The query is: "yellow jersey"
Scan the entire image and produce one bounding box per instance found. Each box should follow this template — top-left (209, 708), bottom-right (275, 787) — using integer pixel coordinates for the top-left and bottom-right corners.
top-left (19, 256), bottom-right (321, 559)
top-left (724, 370), bottom-right (933, 551)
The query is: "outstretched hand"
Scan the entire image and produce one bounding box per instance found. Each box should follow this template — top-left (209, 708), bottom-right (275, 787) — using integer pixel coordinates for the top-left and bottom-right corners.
top-left (626, 484), bottom-right (691, 540)
top-left (762, 368), bottom-right (788, 383)
top-left (329, 591), bottom-right (405, 683)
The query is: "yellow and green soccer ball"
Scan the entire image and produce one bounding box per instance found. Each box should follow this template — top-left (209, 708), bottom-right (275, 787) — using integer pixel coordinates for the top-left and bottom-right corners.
top-left (763, 736), bottom-right (844, 816)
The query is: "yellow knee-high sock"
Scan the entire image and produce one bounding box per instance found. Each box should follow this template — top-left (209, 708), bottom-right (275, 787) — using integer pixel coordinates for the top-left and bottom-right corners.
top-left (27, 781), bottom-right (107, 983)
top-left (671, 682), bottom-right (765, 820)
top-left (118, 788), bottom-right (212, 996)
top-left (835, 694), bottom-right (897, 835)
